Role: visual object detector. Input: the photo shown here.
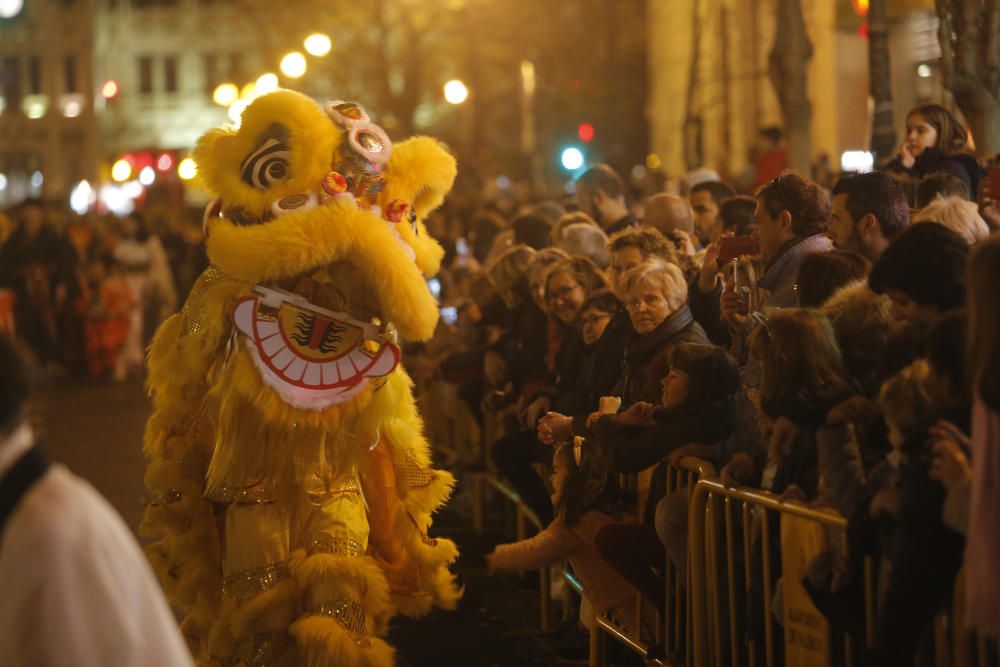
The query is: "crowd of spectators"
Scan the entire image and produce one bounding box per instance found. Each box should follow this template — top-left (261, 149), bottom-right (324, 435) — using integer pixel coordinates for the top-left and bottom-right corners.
top-left (3, 102), bottom-right (1000, 666)
top-left (0, 201), bottom-right (207, 379)
top-left (406, 103), bottom-right (1000, 665)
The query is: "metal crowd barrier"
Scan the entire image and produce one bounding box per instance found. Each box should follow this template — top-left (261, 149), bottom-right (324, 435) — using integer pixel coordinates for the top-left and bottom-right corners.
top-left (688, 477), bottom-right (1000, 667)
top-left (589, 456), bottom-right (717, 667)
top-left (470, 471), bottom-right (553, 632)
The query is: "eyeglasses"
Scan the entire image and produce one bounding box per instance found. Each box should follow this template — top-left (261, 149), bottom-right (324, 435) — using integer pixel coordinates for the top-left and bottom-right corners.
top-left (626, 294), bottom-right (666, 312)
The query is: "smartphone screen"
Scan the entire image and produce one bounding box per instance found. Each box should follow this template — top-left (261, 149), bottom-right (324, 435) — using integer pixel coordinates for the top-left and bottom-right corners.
top-left (717, 236), bottom-right (760, 265)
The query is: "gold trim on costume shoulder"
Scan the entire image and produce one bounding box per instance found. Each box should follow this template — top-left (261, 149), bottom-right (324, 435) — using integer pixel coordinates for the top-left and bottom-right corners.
top-left (222, 562), bottom-right (290, 602)
top-left (391, 448), bottom-right (437, 494)
top-left (181, 264), bottom-right (231, 337)
top-left (310, 600), bottom-right (372, 647)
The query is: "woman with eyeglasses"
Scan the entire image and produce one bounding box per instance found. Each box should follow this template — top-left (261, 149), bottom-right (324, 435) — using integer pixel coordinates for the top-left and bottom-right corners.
top-left (489, 256), bottom-right (609, 526)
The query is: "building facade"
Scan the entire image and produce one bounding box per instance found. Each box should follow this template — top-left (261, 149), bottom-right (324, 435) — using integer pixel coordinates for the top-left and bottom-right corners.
top-left (646, 0), bottom-right (943, 182)
top-left (0, 0), bottom-right (99, 207)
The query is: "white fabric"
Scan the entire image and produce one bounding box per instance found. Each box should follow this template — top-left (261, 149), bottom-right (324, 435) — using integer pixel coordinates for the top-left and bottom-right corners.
top-left (0, 464), bottom-right (194, 667)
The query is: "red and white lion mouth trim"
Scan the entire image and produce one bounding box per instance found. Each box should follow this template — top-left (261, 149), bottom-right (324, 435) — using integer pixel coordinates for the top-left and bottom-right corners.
top-left (232, 291), bottom-right (400, 410)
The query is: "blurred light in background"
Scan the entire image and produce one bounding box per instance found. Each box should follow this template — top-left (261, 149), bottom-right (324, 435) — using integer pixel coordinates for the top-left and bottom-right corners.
top-left (228, 99), bottom-right (249, 125)
top-left (841, 150), bottom-right (875, 173)
top-left (139, 166), bottom-right (155, 186)
top-left (0, 173), bottom-right (7, 191)
top-left (213, 83), bottom-right (238, 106)
top-left (256, 73), bottom-right (279, 94)
top-left (70, 180), bottom-right (94, 215)
top-left (177, 158), bottom-right (197, 180)
top-left (100, 184), bottom-right (135, 216)
top-left (101, 80), bottom-right (119, 100)
top-left (304, 33), bottom-right (332, 57)
top-left (443, 79), bottom-right (469, 105)
top-left (280, 52), bottom-right (307, 78)
top-left (917, 64), bottom-right (932, 78)
top-left (0, 0), bottom-right (24, 20)
top-left (239, 82), bottom-right (257, 100)
top-left (30, 171), bottom-right (43, 189)
top-left (111, 158), bottom-right (132, 182)
top-left (560, 147), bottom-right (585, 171)
top-left (61, 98), bottom-right (82, 118)
top-left (156, 153), bottom-right (173, 172)
top-left (645, 153), bottom-right (662, 169)
top-left (22, 95), bottom-right (47, 119)
top-left (577, 122), bottom-right (595, 143)
top-left (495, 175), bottom-right (511, 190)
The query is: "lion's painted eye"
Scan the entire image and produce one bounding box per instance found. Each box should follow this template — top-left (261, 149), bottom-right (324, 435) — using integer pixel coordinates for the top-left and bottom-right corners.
top-left (241, 139), bottom-right (292, 189)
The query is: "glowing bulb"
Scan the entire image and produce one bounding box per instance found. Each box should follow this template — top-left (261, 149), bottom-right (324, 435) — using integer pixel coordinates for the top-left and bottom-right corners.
top-left (139, 166), bottom-right (155, 186)
top-left (304, 33), bottom-right (332, 57)
top-left (111, 159), bottom-right (132, 182)
top-left (443, 79), bottom-right (469, 105)
top-left (255, 72), bottom-right (278, 94)
top-left (70, 180), bottom-right (93, 215)
top-left (212, 83), bottom-right (238, 106)
top-left (0, 0), bottom-right (24, 20)
top-left (280, 52), bottom-right (307, 78)
top-left (917, 64), bottom-right (932, 78)
top-left (101, 80), bottom-right (119, 99)
top-left (177, 158), bottom-right (197, 181)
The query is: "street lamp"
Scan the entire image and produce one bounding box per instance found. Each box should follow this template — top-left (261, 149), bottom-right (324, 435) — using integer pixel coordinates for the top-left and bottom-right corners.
top-left (213, 83), bottom-right (238, 106)
top-left (443, 79), bottom-right (469, 105)
top-left (280, 52), bottom-right (307, 78)
top-left (304, 33), bottom-right (332, 57)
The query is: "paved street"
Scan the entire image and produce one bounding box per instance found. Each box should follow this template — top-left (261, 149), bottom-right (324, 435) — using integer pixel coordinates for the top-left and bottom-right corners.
top-left (35, 377), bottom-right (612, 667)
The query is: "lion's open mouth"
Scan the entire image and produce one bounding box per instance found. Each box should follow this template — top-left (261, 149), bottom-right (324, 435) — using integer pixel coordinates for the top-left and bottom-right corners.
top-left (231, 260), bottom-right (400, 409)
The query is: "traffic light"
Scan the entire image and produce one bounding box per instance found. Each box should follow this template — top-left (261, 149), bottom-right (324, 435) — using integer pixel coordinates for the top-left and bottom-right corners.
top-left (560, 147), bottom-right (585, 171)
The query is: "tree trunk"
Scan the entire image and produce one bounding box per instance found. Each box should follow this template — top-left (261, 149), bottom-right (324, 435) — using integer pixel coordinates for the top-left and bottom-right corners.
top-left (868, 0), bottom-right (896, 167)
top-left (768, 0), bottom-right (813, 174)
top-left (936, 0), bottom-right (1000, 157)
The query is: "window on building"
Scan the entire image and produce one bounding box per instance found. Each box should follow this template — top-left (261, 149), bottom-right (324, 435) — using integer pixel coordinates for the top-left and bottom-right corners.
top-left (1, 57), bottom-right (22, 110)
top-left (164, 56), bottom-right (178, 93)
top-left (139, 56), bottom-right (153, 94)
top-left (28, 56), bottom-right (41, 95)
top-left (64, 55), bottom-right (78, 93)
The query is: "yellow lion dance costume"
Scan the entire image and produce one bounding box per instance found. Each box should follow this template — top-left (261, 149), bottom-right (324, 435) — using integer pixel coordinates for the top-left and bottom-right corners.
top-left (141, 90), bottom-right (461, 666)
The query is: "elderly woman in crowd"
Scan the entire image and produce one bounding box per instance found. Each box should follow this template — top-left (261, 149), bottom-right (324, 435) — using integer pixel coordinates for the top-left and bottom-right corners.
top-left (613, 259), bottom-right (708, 406)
